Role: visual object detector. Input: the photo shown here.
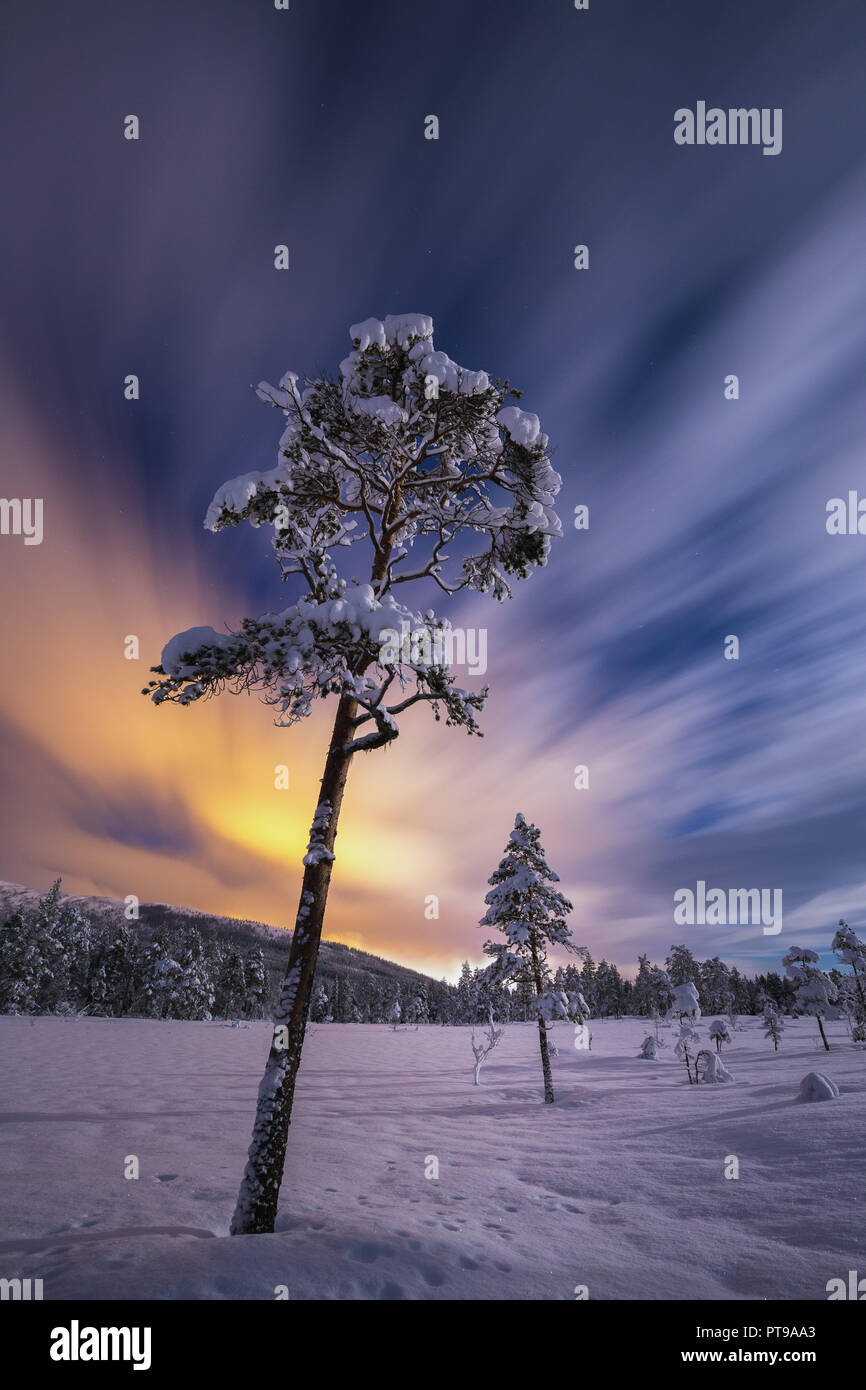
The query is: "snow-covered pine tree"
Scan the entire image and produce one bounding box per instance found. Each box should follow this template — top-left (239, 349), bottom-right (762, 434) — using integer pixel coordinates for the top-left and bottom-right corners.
top-left (579, 952), bottom-right (597, 1014)
top-left (31, 880), bottom-right (67, 1012)
top-left (406, 989), bottom-right (429, 1026)
top-left (310, 983), bottom-right (331, 1023)
top-left (93, 923), bottom-right (139, 1016)
top-left (763, 1008), bottom-right (784, 1051)
top-left (700, 956), bottom-right (733, 1017)
top-left (672, 981), bottom-right (702, 1084)
top-left (215, 944), bottom-right (248, 1020)
top-left (387, 993), bottom-right (402, 1031)
top-left (145, 313), bottom-right (564, 1234)
top-left (136, 931), bottom-right (185, 1019)
top-left (594, 960), bottom-right (623, 1018)
top-left (244, 947), bottom-right (269, 1019)
top-left (456, 961), bottom-right (477, 1024)
top-left (480, 814), bottom-right (579, 1104)
top-left (650, 965), bottom-right (674, 1020)
top-left (0, 910), bottom-right (41, 1014)
top-left (831, 920), bottom-right (866, 1038)
top-left (782, 947), bottom-right (838, 1052)
top-left (666, 944), bottom-right (702, 990)
top-left (53, 902), bottom-right (97, 1014)
top-left (632, 954), bottom-right (655, 1017)
top-left (708, 1018), bottom-right (731, 1054)
top-left (342, 983), bottom-right (363, 1023)
top-left (176, 926), bottom-right (214, 1020)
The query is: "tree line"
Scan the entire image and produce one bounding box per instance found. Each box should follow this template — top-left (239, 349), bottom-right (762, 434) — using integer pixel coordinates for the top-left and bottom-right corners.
top-left (3, 881), bottom-right (864, 1037)
top-left (0, 881), bottom-right (268, 1020)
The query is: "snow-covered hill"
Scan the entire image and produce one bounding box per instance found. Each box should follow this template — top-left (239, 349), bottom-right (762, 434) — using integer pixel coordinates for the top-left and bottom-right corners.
top-left (0, 878), bottom-right (442, 1002)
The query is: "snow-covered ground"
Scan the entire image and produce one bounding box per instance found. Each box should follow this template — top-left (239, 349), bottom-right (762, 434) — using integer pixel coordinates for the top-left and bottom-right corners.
top-left (0, 1014), bottom-right (863, 1300)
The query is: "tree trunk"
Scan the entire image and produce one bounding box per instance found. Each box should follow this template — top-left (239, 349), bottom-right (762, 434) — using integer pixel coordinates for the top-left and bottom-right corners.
top-left (230, 694), bottom-right (357, 1236)
top-left (537, 1017), bottom-right (555, 1104)
top-left (528, 944), bottom-right (555, 1104)
top-left (817, 1015), bottom-right (830, 1052)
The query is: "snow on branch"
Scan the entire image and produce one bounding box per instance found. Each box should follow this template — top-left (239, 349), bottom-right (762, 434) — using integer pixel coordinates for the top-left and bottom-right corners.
top-left (200, 314), bottom-right (564, 604)
top-left (144, 578), bottom-right (487, 745)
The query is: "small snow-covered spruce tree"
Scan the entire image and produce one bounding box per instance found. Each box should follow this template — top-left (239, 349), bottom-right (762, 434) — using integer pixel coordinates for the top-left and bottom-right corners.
top-left (144, 314), bottom-right (563, 1235)
top-left (672, 982), bottom-right (701, 1084)
top-left (708, 1018), bottom-right (731, 1054)
top-left (763, 1008), bottom-right (784, 1051)
top-left (470, 1010), bottom-right (504, 1085)
top-left (480, 814), bottom-right (584, 1104)
top-left (782, 947), bottom-right (838, 1052)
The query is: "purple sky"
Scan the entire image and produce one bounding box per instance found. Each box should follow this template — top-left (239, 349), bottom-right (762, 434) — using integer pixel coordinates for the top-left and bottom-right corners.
top-left (2, 0), bottom-right (866, 979)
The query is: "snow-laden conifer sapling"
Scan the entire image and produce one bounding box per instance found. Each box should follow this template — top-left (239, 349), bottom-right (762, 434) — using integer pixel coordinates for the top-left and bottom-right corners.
top-left (479, 814), bottom-right (586, 1103)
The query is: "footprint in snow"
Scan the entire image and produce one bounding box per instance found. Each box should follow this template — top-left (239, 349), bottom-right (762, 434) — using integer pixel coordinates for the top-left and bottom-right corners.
top-left (348, 1241), bottom-right (395, 1264)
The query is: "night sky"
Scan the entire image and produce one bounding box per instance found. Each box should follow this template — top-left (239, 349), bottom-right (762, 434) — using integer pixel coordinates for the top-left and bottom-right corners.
top-left (2, 0), bottom-right (866, 979)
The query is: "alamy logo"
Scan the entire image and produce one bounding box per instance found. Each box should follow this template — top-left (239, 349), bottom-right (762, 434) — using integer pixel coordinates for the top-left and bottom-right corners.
top-left (826, 1270), bottom-right (866, 1299)
top-left (0, 497), bottom-right (43, 545)
top-left (826, 492), bottom-right (866, 535)
top-left (674, 103), bottom-right (782, 156)
top-left (674, 880), bottom-right (782, 936)
top-left (0, 1276), bottom-right (42, 1299)
top-left (379, 621), bottom-right (487, 676)
top-left (49, 1320), bottom-right (152, 1371)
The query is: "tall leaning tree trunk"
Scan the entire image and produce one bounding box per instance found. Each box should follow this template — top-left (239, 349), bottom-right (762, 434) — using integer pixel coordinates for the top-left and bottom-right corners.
top-left (816, 1014), bottom-right (830, 1052)
top-left (230, 693), bottom-right (357, 1235)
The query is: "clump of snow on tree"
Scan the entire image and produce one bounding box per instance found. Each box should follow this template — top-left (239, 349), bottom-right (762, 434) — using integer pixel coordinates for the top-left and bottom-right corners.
top-left (302, 802), bottom-right (336, 867)
top-left (672, 981), bottom-right (701, 1019)
top-left (694, 1049), bottom-right (734, 1083)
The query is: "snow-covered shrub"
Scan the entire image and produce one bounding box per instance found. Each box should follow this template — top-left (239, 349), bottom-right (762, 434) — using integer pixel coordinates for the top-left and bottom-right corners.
top-left (695, 1049), bottom-right (734, 1083)
top-left (470, 1012), bottom-right (504, 1085)
top-left (782, 947), bottom-right (839, 1052)
top-left (798, 1071), bottom-right (839, 1103)
top-left (638, 1035), bottom-right (660, 1059)
top-left (672, 981), bottom-right (701, 1019)
top-left (708, 1019), bottom-right (732, 1053)
top-left (674, 1018), bottom-right (702, 1084)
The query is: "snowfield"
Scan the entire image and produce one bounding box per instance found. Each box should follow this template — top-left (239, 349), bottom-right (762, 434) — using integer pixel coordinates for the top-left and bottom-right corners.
top-left (0, 1014), bottom-right (863, 1300)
